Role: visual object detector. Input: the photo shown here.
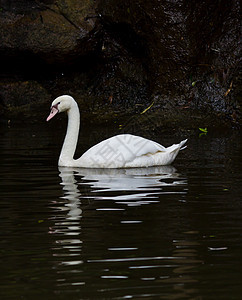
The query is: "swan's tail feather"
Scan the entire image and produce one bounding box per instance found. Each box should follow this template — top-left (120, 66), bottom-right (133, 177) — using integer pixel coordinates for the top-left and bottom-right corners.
top-left (179, 139), bottom-right (188, 151)
top-left (167, 139), bottom-right (187, 153)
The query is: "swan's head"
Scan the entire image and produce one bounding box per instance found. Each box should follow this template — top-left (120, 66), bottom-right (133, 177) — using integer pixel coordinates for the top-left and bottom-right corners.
top-left (46, 95), bottom-right (75, 121)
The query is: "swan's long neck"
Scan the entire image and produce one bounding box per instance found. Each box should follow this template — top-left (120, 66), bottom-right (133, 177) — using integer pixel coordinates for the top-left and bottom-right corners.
top-left (59, 102), bottom-right (80, 166)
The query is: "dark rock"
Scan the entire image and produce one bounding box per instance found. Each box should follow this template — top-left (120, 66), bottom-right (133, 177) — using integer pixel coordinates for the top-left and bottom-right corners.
top-left (98, 0), bottom-right (240, 114)
top-left (0, 0), bottom-right (240, 127)
top-left (0, 80), bottom-right (51, 107)
top-left (0, 0), bottom-right (98, 64)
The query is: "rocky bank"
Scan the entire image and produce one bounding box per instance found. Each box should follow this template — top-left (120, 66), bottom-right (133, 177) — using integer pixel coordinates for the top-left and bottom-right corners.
top-left (0, 0), bottom-right (240, 128)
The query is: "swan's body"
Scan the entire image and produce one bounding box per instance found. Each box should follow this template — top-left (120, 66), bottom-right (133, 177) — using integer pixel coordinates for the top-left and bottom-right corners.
top-left (47, 95), bottom-right (187, 168)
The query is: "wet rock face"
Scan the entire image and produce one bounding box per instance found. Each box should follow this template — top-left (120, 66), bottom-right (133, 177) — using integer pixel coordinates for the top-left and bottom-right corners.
top-left (0, 0), bottom-right (240, 126)
top-left (0, 80), bottom-right (50, 107)
top-left (0, 0), bottom-right (97, 63)
top-left (98, 0), bottom-right (240, 116)
top-left (99, 0), bottom-right (191, 89)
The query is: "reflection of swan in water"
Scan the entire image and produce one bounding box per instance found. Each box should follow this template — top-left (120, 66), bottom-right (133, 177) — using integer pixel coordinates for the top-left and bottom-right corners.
top-left (59, 167), bottom-right (82, 219)
top-left (59, 166), bottom-right (187, 207)
top-left (51, 167), bottom-right (187, 273)
top-left (52, 166), bottom-right (186, 235)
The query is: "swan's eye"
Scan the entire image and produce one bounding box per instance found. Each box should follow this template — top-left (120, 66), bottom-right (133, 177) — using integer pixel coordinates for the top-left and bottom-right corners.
top-left (57, 102), bottom-right (60, 105)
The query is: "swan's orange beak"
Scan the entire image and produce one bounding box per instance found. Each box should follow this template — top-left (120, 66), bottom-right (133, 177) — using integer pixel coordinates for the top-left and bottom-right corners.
top-left (46, 106), bottom-right (59, 121)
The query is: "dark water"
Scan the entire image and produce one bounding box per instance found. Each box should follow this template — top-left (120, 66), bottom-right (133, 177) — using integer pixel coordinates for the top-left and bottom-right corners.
top-left (0, 121), bottom-right (241, 300)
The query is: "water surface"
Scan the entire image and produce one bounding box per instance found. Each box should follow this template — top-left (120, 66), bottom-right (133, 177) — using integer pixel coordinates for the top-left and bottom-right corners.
top-left (0, 122), bottom-right (241, 299)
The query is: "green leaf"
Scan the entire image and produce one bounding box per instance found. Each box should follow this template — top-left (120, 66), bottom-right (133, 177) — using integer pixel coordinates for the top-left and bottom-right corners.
top-left (199, 127), bottom-right (208, 133)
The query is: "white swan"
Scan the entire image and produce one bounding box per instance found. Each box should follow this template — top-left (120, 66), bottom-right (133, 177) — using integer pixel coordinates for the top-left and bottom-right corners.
top-left (46, 95), bottom-right (187, 168)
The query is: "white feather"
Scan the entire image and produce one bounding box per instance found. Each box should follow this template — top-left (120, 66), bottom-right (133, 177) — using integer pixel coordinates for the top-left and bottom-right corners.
top-left (47, 95), bottom-right (187, 168)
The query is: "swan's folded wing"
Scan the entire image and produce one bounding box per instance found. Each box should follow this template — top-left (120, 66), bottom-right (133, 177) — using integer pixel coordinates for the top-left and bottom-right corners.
top-left (79, 134), bottom-right (166, 168)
